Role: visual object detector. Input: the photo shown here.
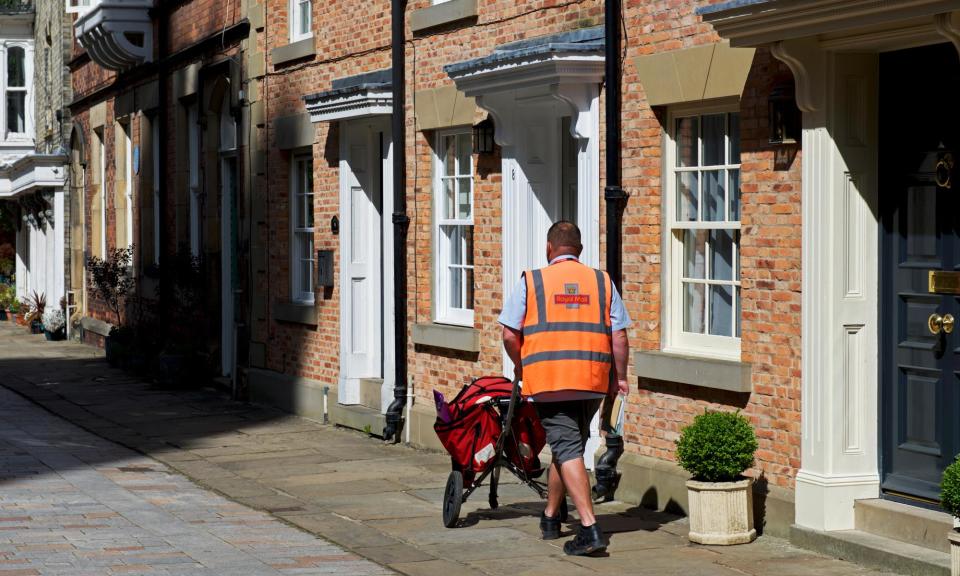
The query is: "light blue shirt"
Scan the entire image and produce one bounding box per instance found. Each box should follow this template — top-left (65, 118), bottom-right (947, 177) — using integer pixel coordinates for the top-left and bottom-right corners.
top-left (498, 255), bottom-right (632, 332)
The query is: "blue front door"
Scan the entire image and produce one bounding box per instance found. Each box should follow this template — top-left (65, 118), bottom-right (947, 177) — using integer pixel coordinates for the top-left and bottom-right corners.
top-left (880, 43), bottom-right (960, 503)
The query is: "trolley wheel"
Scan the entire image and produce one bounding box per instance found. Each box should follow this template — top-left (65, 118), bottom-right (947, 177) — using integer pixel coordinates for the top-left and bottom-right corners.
top-left (559, 498), bottom-right (569, 523)
top-left (442, 471), bottom-right (463, 528)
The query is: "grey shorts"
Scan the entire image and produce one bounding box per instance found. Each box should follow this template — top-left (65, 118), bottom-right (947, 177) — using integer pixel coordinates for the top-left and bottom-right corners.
top-left (535, 399), bottom-right (602, 465)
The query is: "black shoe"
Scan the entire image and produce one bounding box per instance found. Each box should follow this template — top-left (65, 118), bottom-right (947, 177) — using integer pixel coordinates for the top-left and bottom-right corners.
top-left (563, 523), bottom-right (606, 556)
top-left (540, 510), bottom-right (561, 540)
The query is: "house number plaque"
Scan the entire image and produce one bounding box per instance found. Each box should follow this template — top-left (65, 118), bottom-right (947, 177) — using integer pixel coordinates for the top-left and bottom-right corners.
top-left (929, 270), bottom-right (960, 294)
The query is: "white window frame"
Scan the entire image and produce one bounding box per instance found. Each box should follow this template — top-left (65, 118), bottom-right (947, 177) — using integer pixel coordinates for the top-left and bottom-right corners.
top-left (289, 0), bottom-right (313, 43)
top-left (187, 102), bottom-right (200, 257)
top-left (290, 152), bottom-right (315, 305)
top-left (3, 43), bottom-right (31, 140)
top-left (96, 128), bottom-right (106, 259)
top-left (120, 119), bottom-right (133, 249)
top-left (433, 128), bottom-right (475, 327)
top-left (663, 102), bottom-right (742, 360)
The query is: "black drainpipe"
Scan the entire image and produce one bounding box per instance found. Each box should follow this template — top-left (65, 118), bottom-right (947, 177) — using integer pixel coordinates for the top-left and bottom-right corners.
top-left (383, 0), bottom-right (409, 443)
top-left (156, 5), bottom-right (171, 321)
top-left (594, 0), bottom-right (628, 501)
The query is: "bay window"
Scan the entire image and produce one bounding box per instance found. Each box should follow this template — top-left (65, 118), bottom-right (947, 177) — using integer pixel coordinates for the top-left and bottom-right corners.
top-left (6, 46), bottom-right (27, 136)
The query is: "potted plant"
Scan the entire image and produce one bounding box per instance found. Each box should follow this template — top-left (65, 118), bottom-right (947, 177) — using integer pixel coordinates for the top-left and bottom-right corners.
top-left (0, 285), bottom-right (11, 321)
top-left (942, 457), bottom-right (960, 575)
top-left (25, 290), bottom-right (46, 334)
top-left (86, 246), bottom-right (134, 355)
top-left (676, 410), bottom-right (759, 545)
top-left (11, 298), bottom-right (23, 325)
top-left (41, 308), bottom-right (66, 341)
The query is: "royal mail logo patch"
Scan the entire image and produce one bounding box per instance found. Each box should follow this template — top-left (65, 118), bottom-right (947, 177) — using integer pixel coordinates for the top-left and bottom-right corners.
top-left (555, 294), bottom-right (591, 305)
top-left (555, 283), bottom-right (590, 307)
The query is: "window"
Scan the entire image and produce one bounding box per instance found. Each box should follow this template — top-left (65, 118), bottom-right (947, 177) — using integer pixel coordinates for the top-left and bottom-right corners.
top-left (290, 0), bottom-right (312, 43)
top-left (666, 108), bottom-right (741, 358)
top-left (6, 46), bottom-right (27, 136)
top-left (96, 128), bottom-right (106, 258)
top-left (187, 103), bottom-right (200, 257)
top-left (434, 130), bottom-right (474, 326)
top-left (120, 120), bottom-right (133, 249)
top-left (290, 154), bottom-right (315, 304)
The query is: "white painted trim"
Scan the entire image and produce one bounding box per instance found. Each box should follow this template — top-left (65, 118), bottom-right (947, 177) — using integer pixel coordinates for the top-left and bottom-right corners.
top-left (73, 0), bottom-right (154, 71)
top-left (290, 152), bottom-right (315, 305)
top-left (289, 0), bottom-right (313, 43)
top-left (305, 89), bottom-right (393, 123)
top-left (433, 128), bottom-right (475, 327)
top-left (783, 45), bottom-right (881, 532)
top-left (337, 117), bottom-right (394, 412)
top-left (662, 106), bottom-right (743, 359)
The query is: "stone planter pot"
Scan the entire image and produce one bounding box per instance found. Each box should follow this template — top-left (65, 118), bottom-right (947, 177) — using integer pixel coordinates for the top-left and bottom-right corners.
top-left (949, 529), bottom-right (960, 576)
top-left (686, 477), bottom-right (757, 545)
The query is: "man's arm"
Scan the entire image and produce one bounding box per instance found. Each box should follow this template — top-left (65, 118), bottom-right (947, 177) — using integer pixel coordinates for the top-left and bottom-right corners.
top-left (502, 326), bottom-right (523, 381)
top-left (612, 328), bottom-right (630, 395)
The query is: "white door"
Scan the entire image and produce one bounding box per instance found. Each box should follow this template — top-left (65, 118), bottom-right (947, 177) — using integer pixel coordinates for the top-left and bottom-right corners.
top-left (340, 119), bottom-right (393, 405)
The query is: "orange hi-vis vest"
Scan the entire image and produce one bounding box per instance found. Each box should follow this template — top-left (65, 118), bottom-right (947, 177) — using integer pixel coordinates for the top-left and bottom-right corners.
top-left (520, 259), bottom-right (613, 397)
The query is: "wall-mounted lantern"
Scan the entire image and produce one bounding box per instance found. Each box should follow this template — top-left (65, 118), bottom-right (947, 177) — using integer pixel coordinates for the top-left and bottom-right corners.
top-left (768, 84), bottom-right (800, 145)
top-left (473, 117), bottom-right (495, 154)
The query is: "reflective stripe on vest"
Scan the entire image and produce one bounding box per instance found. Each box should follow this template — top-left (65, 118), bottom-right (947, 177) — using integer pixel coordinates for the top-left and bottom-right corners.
top-left (519, 260), bottom-right (613, 396)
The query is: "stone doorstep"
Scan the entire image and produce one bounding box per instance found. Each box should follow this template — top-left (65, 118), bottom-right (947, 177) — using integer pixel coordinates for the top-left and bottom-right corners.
top-left (855, 498), bottom-right (954, 554)
top-left (790, 524), bottom-right (951, 576)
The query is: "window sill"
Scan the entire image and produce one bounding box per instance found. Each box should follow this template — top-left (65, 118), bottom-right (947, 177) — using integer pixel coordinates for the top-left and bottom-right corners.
top-left (410, 0), bottom-right (478, 34)
top-left (413, 323), bottom-right (480, 353)
top-left (274, 301), bottom-right (317, 326)
top-left (634, 350), bottom-right (751, 393)
top-left (271, 36), bottom-right (316, 67)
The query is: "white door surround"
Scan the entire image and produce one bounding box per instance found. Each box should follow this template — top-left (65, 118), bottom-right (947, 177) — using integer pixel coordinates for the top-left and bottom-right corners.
top-left (337, 117), bottom-right (395, 410)
top-left (701, 5), bottom-right (960, 531)
top-left (448, 50), bottom-right (604, 465)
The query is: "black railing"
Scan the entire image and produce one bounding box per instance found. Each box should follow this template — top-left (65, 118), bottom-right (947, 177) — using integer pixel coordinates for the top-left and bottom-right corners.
top-left (0, 0), bottom-right (33, 14)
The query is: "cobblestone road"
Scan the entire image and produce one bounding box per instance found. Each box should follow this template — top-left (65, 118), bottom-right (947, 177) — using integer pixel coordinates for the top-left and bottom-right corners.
top-left (0, 384), bottom-right (393, 576)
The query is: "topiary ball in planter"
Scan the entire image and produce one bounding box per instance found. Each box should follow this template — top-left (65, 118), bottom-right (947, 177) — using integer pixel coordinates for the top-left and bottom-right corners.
top-left (677, 411), bottom-right (759, 545)
top-left (677, 410), bottom-right (758, 482)
top-left (942, 457), bottom-right (960, 576)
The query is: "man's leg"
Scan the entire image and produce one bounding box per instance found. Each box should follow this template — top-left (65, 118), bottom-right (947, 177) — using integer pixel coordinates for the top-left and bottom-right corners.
top-left (558, 457), bottom-right (595, 526)
top-left (544, 459), bottom-right (565, 518)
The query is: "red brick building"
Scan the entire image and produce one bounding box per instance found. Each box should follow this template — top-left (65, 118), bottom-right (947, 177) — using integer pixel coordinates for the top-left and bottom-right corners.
top-left (68, 0), bottom-right (960, 562)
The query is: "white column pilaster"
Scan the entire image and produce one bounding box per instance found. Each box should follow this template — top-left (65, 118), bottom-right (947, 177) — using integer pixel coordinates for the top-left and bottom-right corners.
top-left (777, 40), bottom-right (881, 532)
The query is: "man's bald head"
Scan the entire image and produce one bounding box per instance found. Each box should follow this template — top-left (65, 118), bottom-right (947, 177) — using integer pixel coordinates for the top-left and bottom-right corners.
top-left (546, 220), bottom-right (583, 261)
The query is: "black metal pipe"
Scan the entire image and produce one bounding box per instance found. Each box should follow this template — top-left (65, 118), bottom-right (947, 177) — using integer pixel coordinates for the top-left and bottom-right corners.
top-left (157, 2), bottom-right (171, 319)
top-left (383, 0), bottom-right (409, 443)
top-left (604, 0), bottom-right (626, 292)
top-left (595, 0), bottom-right (628, 501)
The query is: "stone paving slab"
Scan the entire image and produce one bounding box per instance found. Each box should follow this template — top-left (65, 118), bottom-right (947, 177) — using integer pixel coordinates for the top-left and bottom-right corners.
top-left (0, 323), bottom-right (907, 576)
top-left (0, 384), bottom-right (392, 576)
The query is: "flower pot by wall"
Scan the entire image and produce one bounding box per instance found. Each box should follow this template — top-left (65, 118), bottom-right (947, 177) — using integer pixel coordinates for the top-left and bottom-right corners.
top-left (949, 529), bottom-right (960, 576)
top-left (30, 320), bottom-right (43, 335)
top-left (686, 477), bottom-right (757, 545)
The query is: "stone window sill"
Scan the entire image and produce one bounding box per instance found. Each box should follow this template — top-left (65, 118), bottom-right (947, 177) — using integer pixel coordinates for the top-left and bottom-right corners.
top-left (271, 37), bottom-right (316, 67)
top-left (634, 350), bottom-right (751, 393)
top-left (274, 302), bottom-right (317, 326)
top-left (410, 0), bottom-right (478, 34)
top-left (413, 323), bottom-right (480, 353)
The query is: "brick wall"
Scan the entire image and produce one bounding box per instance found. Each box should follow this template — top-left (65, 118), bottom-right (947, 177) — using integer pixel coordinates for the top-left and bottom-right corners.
top-left (221, 0), bottom-right (801, 490)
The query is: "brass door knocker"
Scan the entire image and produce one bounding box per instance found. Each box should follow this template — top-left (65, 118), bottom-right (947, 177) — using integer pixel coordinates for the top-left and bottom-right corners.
top-left (936, 152), bottom-right (954, 189)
